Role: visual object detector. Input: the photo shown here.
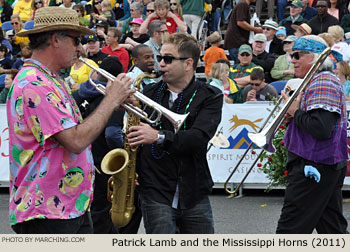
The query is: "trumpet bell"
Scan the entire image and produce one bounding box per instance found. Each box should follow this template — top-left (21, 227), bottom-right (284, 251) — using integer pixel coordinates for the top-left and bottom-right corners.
top-left (101, 149), bottom-right (129, 175)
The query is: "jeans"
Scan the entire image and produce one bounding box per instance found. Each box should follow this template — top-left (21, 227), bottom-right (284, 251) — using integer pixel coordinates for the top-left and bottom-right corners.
top-left (12, 211), bottom-right (93, 234)
top-left (140, 194), bottom-right (214, 234)
top-left (228, 47), bottom-right (239, 63)
top-left (277, 0), bottom-right (289, 22)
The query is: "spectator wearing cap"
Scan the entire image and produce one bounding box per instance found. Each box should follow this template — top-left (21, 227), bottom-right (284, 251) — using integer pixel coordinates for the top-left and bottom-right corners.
top-left (72, 56), bottom-right (126, 234)
top-left (300, 0), bottom-right (318, 20)
top-left (262, 20), bottom-right (285, 56)
top-left (95, 20), bottom-right (109, 46)
top-left (120, 18), bottom-right (150, 52)
top-left (276, 26), bottom-right (287, 40)
top-left (229, 44), bottom-right (264, 88)
top-left (271, 35), bottom-right (298, 80)
top-left (242, 68), bottom-right (278, 102)
top-left (308, 0), bottom-right (339, 35)
top-left (279, 0), bottom-right (307, 35)
top-left (101, 27), bottom-right (129, 73)
top-left (251, 33), bottom-right (278, 83)
top-left (121, 1), bottom-right (147, 36)
top-left (202, 31), bottom-right (228, 76)
top-left (85, 34), bottom-right (108, 66)
top-left (144, 20), bottom-right (168, 71)
top-left (292, 22), bottom-right (312, 36)
top-left (223, 0), bottom-right (263, 64)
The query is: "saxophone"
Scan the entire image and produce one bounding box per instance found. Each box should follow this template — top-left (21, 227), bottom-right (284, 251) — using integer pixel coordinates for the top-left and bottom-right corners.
top-left (101, 72), bottom-right (160, 227)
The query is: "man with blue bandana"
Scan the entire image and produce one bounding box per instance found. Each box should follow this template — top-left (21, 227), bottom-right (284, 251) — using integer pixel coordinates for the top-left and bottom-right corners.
top-left (276, 35), bottom-right (349, 233)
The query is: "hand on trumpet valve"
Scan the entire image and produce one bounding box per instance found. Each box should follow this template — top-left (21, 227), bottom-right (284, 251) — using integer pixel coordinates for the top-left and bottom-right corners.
top-left (127, 122), bottom-right (159, 146)
top-left (281, 90), bottom-right (304, 120)
top-left (105, 73), bottom-right (136, 109)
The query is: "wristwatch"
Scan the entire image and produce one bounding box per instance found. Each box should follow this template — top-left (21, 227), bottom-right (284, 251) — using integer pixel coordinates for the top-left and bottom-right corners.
top-left (157, 131), bottom-right (165, 144)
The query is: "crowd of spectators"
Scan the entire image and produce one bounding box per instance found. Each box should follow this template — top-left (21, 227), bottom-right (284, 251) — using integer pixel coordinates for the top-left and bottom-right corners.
top-left (1, 0), bottom-right (350, 105)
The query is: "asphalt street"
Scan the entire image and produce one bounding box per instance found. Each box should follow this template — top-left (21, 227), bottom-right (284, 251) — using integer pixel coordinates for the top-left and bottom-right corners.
top-left (1, 187), bottom-right (350, 234)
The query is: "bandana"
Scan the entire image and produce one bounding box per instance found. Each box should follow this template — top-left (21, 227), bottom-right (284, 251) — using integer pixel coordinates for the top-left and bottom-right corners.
top-left (292, 37), bottom-right (343, 62)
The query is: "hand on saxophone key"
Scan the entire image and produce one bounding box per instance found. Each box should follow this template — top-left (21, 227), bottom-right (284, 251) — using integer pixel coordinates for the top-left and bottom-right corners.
top-left (127, 122), bottom-right (159, 146)
top-left (105, 73), bottom-right (136, 109)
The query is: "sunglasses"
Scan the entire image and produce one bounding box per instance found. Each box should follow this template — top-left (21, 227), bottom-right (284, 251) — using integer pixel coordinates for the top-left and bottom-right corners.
top-left (65, 34), bottom-right (81, 46)
top-left (170, 3), bottom-right (177, 6)
top-left (94, 1), bottom-right (102, 5)
top-left (290, 51), bottom-right (309, 60)
top-left (283, 41), bottom-right (292, 44)
top-left (11, 22), bottom-right (19, 25)
top-left (157, 30), bottom-right (168, 33)
top-left (250, 82), bottom-right (262, 87)
top-left (156, 55), bottom-right (188, 64)
top-left (240, 52), bottom-right (250, 57)
top-left (35, 1), bottom-right (42, 4)
top-left (147, 9), bottom-right (155, 12)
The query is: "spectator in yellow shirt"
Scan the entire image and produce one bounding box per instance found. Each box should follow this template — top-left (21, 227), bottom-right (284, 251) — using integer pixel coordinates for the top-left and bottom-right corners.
top-left (69, 45), bottom-right (99, 91)
top-left (13, 0), bottom-right (33, 22)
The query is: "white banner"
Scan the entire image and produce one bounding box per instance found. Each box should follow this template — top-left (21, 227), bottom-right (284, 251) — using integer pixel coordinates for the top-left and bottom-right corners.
top-left (1, 103), bottom-right (350, 187)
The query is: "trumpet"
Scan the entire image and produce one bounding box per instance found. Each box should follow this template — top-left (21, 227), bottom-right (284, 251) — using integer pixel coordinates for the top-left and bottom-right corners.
top-left (79, 56), bottom-right (189, 133)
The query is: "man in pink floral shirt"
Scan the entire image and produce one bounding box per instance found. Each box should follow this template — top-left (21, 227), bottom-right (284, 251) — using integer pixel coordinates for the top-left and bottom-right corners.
top-left (6, 7), bottom-right (135, 234)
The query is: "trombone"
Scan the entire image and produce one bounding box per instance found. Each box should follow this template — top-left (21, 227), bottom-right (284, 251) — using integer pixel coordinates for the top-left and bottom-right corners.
top-left (223, 97), bottom-right (283, 196)
top-left (224, 47), bottom-right (331, 196)
top-left (79, 56), bottom-right (189, 133)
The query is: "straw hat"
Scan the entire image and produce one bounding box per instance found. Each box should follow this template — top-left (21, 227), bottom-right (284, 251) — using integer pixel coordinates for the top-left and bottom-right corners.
top-left (291, 23), bottom-right (312, 36)
top-left (17, 7), bottom-right (94, 37)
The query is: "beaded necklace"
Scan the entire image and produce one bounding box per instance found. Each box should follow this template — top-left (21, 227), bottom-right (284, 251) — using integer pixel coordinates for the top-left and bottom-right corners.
top-left (23, 62), bottom-right (78, 114)
top-left (151, 81), bottom-right (197, 159)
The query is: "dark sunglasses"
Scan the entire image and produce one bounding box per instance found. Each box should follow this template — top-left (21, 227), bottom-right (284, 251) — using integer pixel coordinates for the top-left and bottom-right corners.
top-left (170, 3), bottom-right (177, 6)
top-left (283, 41), bottom-right (292, 44)
top-left (250, 82), bottom-right (261, 87)
top-left (156, 55), bottom-right (188, 64)
top-left (94, 1), bottom-right (102, 5)
top-left (147, 9), bottom-right (155, 12)
top-left (240, 52), bottom-right (250, 57)
top-left (290, 51), bottom-right (309, 60)
top-left (35, 1), bottom-right (42, 4)
top-left (11, 22), bottom-right (19, 25)
top-left (65, 34), bottom-right (81, 46)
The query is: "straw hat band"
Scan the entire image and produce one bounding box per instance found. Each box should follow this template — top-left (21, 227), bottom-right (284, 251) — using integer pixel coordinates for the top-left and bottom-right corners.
top-left (33, 15), bottom-right (80, 29)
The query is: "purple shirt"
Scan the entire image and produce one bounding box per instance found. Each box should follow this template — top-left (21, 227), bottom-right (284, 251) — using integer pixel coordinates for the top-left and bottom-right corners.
top-left (284, 72), bottom-right (348, 165)
top-left (6, 59), bottom-right (94, 225)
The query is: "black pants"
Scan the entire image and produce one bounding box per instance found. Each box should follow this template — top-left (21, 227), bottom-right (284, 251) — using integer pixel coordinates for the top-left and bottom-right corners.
top-left (91, 172), bottom-right (142, 234)
top-left (12, 211), bottom-right (93, 234)
top-left (276, 156), bottom-right (348, 234)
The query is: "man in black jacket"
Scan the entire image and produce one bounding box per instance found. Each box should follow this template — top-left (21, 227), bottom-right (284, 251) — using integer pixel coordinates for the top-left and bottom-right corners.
top-left (127, 32), bottom-right (223, 234)
top-left (251, 33), bottom-right (277, 83)
top-left (308, 0), bottom-right (339, 35)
